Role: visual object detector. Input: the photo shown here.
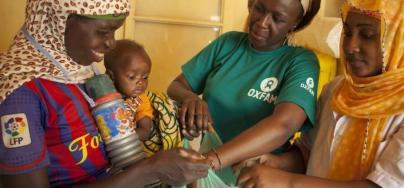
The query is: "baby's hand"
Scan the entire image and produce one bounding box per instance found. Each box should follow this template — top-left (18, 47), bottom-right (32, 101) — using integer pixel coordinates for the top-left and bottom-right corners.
top-left (136, 117), bottom-right (152, 141)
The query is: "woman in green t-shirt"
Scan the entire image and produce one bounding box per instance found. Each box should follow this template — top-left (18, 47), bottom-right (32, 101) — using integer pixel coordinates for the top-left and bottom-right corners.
top-left (168, 0), bottom-right (321, 173)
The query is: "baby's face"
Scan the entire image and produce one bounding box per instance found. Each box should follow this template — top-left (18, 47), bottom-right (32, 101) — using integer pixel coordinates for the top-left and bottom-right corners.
top-left (113, 51), bottom-right (151, 97)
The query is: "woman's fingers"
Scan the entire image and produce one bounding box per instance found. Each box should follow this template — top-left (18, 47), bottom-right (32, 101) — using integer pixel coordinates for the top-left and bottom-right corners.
top-left (179, 98), bottom-right (212, 138)
top-left (195, 101), bottom-right (211, 134)
top-left (180, 105), bottom-right (195, 140)
top-left (181, 129), bottom-right (194, 140)
top-left (201, 104), bottom-right (209, 133)
top-left (207, 121), bottom-right (215, 132)
top-left (237, 167), bottom-right (254, 186)
top-left (240, 177), bottom-right (257, 188)
top-left (202, 114), bottom-right (209, 133)
top-left (186, 102), bottom-right (198, 137)
top-left (179, 148), bottom-right (204, 159)
top-left (180, 101), bottom-right (199, 138)
top-left (178, 149), bottom-right (210, 174)
top-left (195, 101), bottom-right (204, 134)
top-left (155, 148), bottom-right (210, 186)
top-left (180, 105), bottom-right (188, 129)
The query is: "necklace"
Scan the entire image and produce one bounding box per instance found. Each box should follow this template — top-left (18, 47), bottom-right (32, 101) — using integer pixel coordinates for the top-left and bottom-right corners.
top-left (361, 119), bottom-right (370, 164)
top-left (125, 96), bottom-right (142, 112)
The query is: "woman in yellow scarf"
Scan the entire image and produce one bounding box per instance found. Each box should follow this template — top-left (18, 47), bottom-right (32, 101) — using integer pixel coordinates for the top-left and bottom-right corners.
top-left (237, 0), bottom-right (403, 187)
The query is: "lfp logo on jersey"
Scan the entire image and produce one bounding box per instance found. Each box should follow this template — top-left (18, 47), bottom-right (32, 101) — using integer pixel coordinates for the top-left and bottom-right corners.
top-left (1, 113), bottom-right (31, 148)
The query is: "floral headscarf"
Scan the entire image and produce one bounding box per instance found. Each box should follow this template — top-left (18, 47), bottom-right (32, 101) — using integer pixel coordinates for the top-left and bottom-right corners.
top-left (329, 0), bottom-right (403, 180)
top-left (0, 0), bottom-right (130, 103)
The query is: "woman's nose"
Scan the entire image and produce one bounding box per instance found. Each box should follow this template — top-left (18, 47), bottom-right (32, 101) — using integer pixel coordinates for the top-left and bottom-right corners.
top-left (347, 35), bottom-right (360, 54)
top-left (258, 14), bottom-right (271, 28)
top-left (104, 34), bottom-right (116, 50)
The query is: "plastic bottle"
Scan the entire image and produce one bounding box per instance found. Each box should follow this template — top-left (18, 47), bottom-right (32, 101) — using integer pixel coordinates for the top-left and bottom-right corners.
top-left (86, 74), bottom-right (145, 172)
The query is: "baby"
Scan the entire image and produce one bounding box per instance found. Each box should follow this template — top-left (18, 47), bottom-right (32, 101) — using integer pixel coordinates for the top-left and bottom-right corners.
top-left (104, 40), bottom-right (152, 142)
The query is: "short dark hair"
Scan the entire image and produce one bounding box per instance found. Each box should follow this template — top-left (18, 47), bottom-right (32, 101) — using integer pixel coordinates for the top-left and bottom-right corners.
top-left (294, 0), bottom-right (321, 31)
top-left (104, 39), bottom-right (146, 70)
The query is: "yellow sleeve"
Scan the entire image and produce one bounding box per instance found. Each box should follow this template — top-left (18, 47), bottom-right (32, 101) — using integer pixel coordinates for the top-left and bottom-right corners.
top-left (135, 93), bottom-right (154, 121)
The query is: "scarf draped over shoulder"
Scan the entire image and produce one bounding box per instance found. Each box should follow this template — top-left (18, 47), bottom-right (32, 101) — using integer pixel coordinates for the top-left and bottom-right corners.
top-left (329, 0), bottom-right (403, 180)
top-left (0, 0), bottom-right (130, 103)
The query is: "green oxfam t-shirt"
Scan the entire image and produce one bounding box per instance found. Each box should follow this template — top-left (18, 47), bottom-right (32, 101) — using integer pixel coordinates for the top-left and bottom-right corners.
top-left (182, 31), bottom-right (319, 147)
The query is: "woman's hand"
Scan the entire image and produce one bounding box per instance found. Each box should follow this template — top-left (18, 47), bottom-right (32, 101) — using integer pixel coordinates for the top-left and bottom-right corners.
top-left (234, 145), bottom-right (306, 174)
top-left (179, 94), bottom-right (212, 139)
top-left (150, 148), bottom-right (210, 186)
top-left (237, 164), bottom-right (380, 188)
top-left (167, 74), bottom-right (212, 140)
top-left (237, 164), bottom-right (294, 188)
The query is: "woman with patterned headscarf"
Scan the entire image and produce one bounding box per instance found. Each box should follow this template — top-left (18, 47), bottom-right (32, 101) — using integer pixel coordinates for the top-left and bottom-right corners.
top-left (0, 0), bottom-right (209, 187)
top-left (237, 0), bottom-right (403, 187)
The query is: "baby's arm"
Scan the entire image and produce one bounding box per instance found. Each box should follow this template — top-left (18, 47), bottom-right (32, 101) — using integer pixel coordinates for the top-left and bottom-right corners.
top-left (136, 117), bottom-right (152, 141)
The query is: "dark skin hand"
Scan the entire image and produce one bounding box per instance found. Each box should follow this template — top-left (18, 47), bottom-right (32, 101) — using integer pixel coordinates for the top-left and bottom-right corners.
top-left (168, 74), bottom-right (212, 140)
top-left (167, 75), bottom-right (307, 170)
top-left (206, 102), bottom-right (306, 171)
top-left (1, 148), bottom-right (210, 188)
top-left (258, 146), bottom-right (306, 173)
top-left (237, 165), bottom-right (380, 188)
top-left (136, 117), bottom-right (152, 141)
top-left (233, 145), bottom-right (306, 174)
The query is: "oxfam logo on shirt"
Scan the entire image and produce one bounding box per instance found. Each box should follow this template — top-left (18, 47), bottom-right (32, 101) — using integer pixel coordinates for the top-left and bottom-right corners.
top-left (306, 77), bottom-right (314, 89)
top-left (247, 77), bottom-right (278, 104)
top-left (260, 77), bottom-right (278, 92)
top-left (300, 77), bottom-right (315, 96)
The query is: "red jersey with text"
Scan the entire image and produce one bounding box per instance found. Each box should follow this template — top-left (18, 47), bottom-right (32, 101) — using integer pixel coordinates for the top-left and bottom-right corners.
top-left (0, 79), bottom-right (109, 187)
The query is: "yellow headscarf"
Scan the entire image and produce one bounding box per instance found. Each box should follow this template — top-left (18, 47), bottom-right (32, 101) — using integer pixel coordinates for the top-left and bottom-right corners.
top-left (329, 0), bottom-right (404, 180)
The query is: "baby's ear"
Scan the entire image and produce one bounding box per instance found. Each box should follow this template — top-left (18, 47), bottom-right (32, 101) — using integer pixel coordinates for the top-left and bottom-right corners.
top-left (106, 69), bottom-right (115, 81)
